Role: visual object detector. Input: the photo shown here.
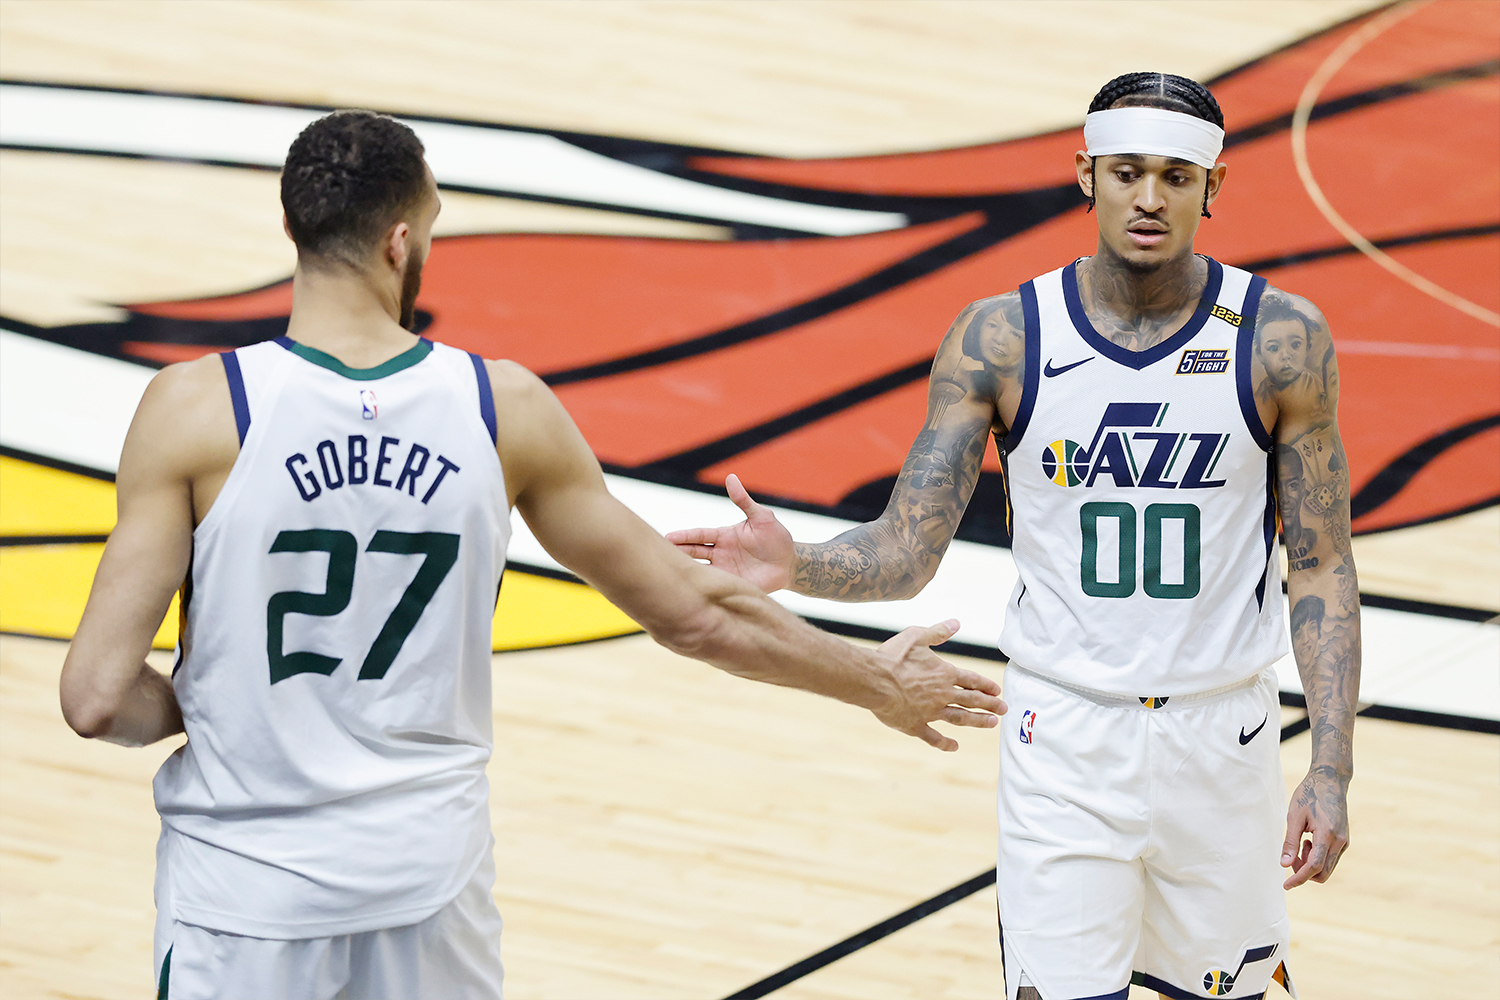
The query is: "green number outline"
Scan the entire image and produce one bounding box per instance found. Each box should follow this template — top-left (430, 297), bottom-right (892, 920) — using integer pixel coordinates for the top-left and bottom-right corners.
top-left (265, 529), bottom-right (460, 684)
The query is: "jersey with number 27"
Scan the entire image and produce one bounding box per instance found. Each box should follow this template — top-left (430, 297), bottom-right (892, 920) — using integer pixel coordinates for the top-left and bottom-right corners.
top-left (998, 258), bottom-right (1289, 696)
top-left (152, 337), bottom-right (509, 939)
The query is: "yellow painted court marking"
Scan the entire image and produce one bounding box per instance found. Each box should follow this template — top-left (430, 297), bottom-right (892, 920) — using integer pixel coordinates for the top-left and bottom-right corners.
top-left (0, 456), bottom-right (640, 651)
top-left (0, 455), bottom-right (116, 535)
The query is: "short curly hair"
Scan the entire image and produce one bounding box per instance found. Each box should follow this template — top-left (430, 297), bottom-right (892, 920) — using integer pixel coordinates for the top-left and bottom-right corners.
top-left (281, 110), bottom-right (429, 265)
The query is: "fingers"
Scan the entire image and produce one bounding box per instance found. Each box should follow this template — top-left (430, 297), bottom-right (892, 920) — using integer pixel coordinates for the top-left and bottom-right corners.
top-left (913, 723), bottom-right (959, 752)
top-left (673, 542), bottom-right (719, 561)
top-left (725, 474), bottom-right (763, 518)
top-left (910, 618), bottom-right (961, 650)
top-left (939, 706), bottom-right (1000, 729)
top-left (1282, 826), bottom-right (1348, 889)
top-left (952, 666), bottom-right (1003, 698)
top-left (950, 686), bottom-right (1007, 716)
top-left (665, 527), bottom-right (717, 545)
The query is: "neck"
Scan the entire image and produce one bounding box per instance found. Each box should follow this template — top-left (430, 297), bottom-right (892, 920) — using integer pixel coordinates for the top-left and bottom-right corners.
top-left (284, 261), bottom-right (416, 367)
top-left (1078, 243), bottom-right (1205, 325)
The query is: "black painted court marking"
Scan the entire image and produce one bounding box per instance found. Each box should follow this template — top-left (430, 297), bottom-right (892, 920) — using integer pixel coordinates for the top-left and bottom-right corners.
top-left (715, 702), bottom-right (1431, 999)
top-left (721, 869), bottom-right (999, 1000)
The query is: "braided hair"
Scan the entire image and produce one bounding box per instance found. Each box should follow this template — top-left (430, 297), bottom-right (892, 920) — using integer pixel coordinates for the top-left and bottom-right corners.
top-left (281, 110), bottom-right (429, 267)
top-left (1085, 72), bottom-right (1223, 218)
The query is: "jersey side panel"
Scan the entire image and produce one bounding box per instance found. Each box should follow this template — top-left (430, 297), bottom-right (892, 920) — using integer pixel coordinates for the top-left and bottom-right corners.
top-left (154, 340), bottom-right (509, 938)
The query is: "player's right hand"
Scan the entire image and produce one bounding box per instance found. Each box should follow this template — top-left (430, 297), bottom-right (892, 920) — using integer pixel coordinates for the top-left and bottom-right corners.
top-left (873, 620), bottom-right (1006, 751)
top-left (666, 474), bottom-right (794, 593)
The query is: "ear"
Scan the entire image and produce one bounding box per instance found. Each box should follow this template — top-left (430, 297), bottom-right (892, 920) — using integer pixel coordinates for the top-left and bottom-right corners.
top-left (1205, 161), bottom-right (1228, 208)
top-left (384, 220), bottom-right (412, 271)
top-left (1075, 150), bottom-right (1094, 199)
top-left (282, 213), bottom-right (294, 241)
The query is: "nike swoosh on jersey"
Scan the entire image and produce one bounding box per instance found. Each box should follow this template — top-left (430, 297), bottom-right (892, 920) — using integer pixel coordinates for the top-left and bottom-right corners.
top-left (1043, 357), bottom-right (1093, 377)
top-left (1239, 714), bottom-right (1269, 745)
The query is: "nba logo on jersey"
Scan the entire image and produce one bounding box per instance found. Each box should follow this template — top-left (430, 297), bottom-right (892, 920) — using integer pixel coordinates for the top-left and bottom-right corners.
top-left (1019, 709), bottom-right (1036, 744)
top-left (360, 389), bottom-right (378, 420)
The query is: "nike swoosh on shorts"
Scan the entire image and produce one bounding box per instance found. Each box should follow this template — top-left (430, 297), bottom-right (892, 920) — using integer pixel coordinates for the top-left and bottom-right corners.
top-left (1239, 715), bottom-right (1269, 745)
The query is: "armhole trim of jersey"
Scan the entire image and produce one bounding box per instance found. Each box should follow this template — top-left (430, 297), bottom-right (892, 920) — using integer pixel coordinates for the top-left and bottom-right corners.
top-left (1002, 280), bottom-right (1041, 451)
top-left (1254, 448), bottom-right (1278, 611)
top-left (220, 350), bottom-right (250, 445)
top-left (469, 353), bottom-right (498, 445)
top-left (1234, 275), bottom-right (1273, 452)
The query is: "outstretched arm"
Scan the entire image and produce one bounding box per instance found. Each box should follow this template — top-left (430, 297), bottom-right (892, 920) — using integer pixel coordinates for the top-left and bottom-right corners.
top-left (1260, 290), bottom-right (1361, 889)
top-left (670, 294), bottom-right (1021, 601)
top-left (491, 361), bottom-right (1006, 750)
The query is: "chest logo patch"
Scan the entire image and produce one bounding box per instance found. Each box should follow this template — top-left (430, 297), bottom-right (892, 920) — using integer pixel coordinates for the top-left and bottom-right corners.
top-left (1176, 349), bottom-right (1231, 374)
top-left (1040, 402), bottom-right (1231, 490)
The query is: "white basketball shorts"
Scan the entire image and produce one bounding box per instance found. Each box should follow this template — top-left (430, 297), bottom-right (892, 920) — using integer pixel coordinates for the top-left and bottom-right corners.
top-left (153, 852), bottom-right (505, 1000)
top-left (998, 663), bottom-right (1296, 1000)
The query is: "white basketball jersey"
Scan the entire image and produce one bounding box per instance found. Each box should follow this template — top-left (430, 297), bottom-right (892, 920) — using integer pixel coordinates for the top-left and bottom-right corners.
top-left (998, 258), bottom-right (1288, 696)
top-left (153, 336), bottom-right (509, 938)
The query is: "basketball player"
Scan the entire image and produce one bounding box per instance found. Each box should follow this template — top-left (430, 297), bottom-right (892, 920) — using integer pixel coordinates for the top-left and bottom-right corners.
top-left (57, 110), bottom-right (1006, 1000)
top-left (670, 73), bottom-right (1361, 999)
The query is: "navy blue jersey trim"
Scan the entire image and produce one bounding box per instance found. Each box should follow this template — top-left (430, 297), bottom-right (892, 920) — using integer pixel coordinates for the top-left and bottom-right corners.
top-left (1135, 972), bottom-right (1265, 1000)
top-left (1070, 989), bottom-right (1130, 1000)
top-left (1003, 280), bottom-right (1042, 450)
top-left (1236, 274), bottom-right (1274, 451)
top-left (220, 350), bottom-right (250, 445)
top-left (1256, 449), bottom-right (1278, 610)
top-left (1062, 257), bottom-right (1223, 371)
top-left (469, 353), bottom-right (498, 445)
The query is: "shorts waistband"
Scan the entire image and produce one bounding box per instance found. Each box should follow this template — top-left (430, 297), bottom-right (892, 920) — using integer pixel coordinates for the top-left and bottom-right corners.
top-left (1005, 662), bottom-right (1262, 710)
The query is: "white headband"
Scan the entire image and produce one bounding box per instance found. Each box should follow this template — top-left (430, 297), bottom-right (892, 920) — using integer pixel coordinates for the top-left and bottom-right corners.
top-left (1083, 107), bottom-right (1224, 169)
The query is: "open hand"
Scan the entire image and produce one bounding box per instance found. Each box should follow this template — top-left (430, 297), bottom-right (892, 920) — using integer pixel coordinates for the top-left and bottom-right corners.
top-left (1282, 767), bottom-right (1350, 888)
top-left (667, 474), bottom-right (794, 593)
top-left (873, 620), bottom-right (1006, 751)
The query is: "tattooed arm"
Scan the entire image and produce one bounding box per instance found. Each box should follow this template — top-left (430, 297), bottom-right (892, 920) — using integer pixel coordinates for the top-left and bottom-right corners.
top-left (1258, 288), bottom-right (1361, 889)
top-left (669, 294), bottom-right (1023, 601)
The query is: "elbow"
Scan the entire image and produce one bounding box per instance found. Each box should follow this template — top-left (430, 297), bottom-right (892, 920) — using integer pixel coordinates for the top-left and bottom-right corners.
top-left (650, 600), bottom-right (738, 665)
top-left (61, 695), bottom-right (115, 740)
top-left (59, 669), bottom-right (117, 739)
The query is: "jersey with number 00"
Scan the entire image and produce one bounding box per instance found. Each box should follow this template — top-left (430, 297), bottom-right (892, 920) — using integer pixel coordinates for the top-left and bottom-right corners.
top-left (152, 337), bottom-right (510, 939)
top-left (998, 258), bottom-right (1288, 695)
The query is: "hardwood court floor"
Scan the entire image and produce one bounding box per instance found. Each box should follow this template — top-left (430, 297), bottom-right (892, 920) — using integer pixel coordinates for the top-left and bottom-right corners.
top-left (3, 1), bottom-right (1497, 998)
top-left (3, 632), bottom-right (1496, 998)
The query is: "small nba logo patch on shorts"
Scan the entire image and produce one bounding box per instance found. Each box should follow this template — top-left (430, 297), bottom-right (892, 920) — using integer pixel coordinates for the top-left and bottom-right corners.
top-left (360, 390), bottom-right (378, 420)
top-left (1019, 710), bottom-right (1036, 744)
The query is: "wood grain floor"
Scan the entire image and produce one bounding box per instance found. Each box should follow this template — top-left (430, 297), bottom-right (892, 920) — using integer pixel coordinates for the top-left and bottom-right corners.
top-left (3, 633), bottom-right (1496, 998)
top-left (3, 2), bottom-right (1497, 998)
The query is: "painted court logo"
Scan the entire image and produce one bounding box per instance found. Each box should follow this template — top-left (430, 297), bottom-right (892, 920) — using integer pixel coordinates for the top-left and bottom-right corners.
top-left (1018, 709), bottom-right (1036, 744)
top-left (1039, 402), bottom-right (1231, 490)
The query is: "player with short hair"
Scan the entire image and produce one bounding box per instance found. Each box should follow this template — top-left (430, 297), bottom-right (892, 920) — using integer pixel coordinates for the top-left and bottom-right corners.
top-left (670, 72), bottom-right (1361, 999)
top-left (58, 109), bottom-right (1007, 1000)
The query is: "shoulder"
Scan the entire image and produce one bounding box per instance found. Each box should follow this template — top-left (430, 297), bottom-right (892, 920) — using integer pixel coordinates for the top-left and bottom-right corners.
top-left (119, 354), bottom-right (239, 484)
top-left (135, 354), bottom-right (235, 428)
top-left (1254, 283), bottom-right (1331, 335)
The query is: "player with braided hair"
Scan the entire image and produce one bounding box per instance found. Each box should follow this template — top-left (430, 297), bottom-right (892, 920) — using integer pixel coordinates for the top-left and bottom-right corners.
top-left (672, 71), bottom-right (1360, 999)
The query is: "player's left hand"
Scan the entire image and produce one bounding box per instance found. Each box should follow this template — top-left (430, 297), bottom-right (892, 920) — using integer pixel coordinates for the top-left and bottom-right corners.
top-left (1281, 768), bottom-right (1350, 889)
